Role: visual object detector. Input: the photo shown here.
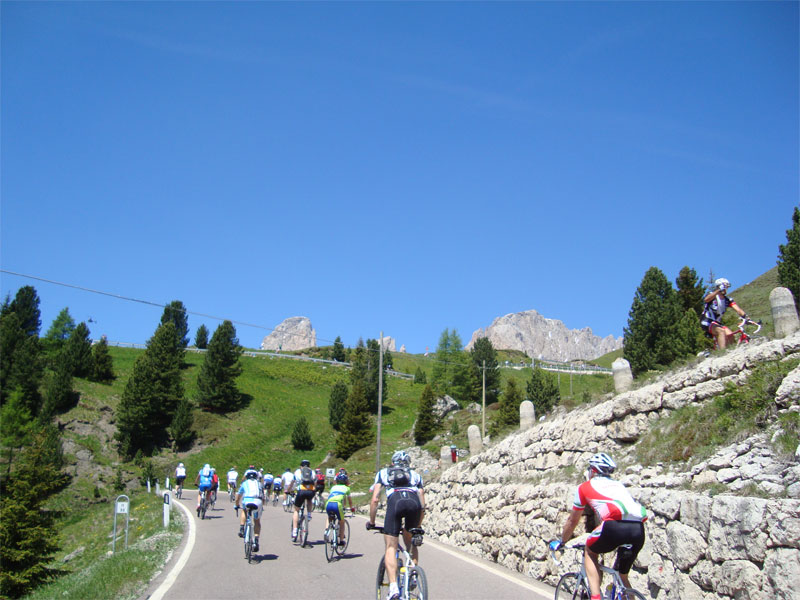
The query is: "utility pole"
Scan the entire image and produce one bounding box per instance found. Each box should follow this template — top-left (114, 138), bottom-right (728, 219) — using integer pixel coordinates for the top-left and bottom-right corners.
top-left (375, 331), bottom-right (384, 474)
top-left (481, 360), bottom-right (486, 439)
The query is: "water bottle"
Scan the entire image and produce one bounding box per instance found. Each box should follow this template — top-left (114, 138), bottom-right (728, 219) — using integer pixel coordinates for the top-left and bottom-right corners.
top-left (604, 583), bottom-right (615, 599)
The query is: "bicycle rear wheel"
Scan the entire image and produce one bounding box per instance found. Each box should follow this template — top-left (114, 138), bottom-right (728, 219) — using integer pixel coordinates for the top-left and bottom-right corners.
top-left (201, 499), bottom-right (207, 520)
top-left (409, 565), bottom-right (428, 600)
top-left (301, 515), bottom-right (309, 547)
top-left (244, 524), bottom-right (252, 562)
top-left (324, 523), bottom-right (335, 562)
top-left (555, 572), bottom-right (588, 600)
top-left (375, 556), bottom-right (388, 600)
top-left (335, 518), bottom-right (350, 556)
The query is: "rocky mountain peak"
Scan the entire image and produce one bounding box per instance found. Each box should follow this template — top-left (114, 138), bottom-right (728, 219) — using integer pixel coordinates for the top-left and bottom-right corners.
top-left (260, 316), bottom-right (316, 351)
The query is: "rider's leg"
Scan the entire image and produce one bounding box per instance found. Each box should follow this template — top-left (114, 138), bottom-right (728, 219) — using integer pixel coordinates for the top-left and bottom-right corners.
top-left (383, 534), bottom-right (401, 596)
top-left (402, 528), bottom-right (418, 564)
top-left (254, 516), bottom-right (261, 536)
top-left (584, 546), bottom-right (603, 597)
top-left (292, 504), bottom-right (299, 530)
top-left (712, 324), bottom-right (730, 349)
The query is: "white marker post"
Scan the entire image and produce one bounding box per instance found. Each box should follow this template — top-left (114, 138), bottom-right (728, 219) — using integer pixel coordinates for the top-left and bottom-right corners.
top-left (163, 491), bottom-right (171, 528)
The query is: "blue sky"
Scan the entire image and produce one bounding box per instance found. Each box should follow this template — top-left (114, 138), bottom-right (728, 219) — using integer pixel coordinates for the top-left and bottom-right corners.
top-left (1, 1), bottom-right (797, 354)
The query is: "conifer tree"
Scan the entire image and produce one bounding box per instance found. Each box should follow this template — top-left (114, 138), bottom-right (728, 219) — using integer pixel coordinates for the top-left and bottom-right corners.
top-left (41, 355), bottom-right (75, 417)
top-left (526, 366), bottom-right (560, 416)
top-left (335, 378), bottom-right (373, 459)
top-left (332, 336), bottom-right (346, 362)
top-left (43, 307), bottom-right (75, 351)
top-left (160, 300), bottom-right (190, 348)
top-left (0, 311), bottom-right (43, 414)
top-left (194, 324), bottom-right (209, 349)
top-left (168, 398), bottom-right (195, 450)
top-left (497, 378), bottom-right (523, 427)
top-left (195, 320), bottom-right (243, 412)
top-left (64, 322), bottom-right (93, 378)
top-left (777, 206), bottom-right (800, 303)
top-left (115, 323), bottom-right (185, 457)
top-left (469, 337), bottom-right (501, 405)
top-left (431, 329), bottom-right (468, 400)
top-left (675, 266), bottom-right (706, 318)
top-left (90, 337), bottom-right (115, 382)
top-left (414, 385), bottom-right (437, 445)
top-left (0, 424), bottom-right (69, 598)
top-left (0, 390), bottom-right (34, 475)
top-left (349, 339), bottom-right (368, 388)
top-left (675, 308), bottom-right (705, 356)
top-left (623, 266), bottom-right (686, 376)
top-left (3, 286), bottom-right (41, 338)
top-left (328, 380), bottom-right (348, 431)
top-left (291, 416), bottom-right (315, 450)
top-left (414, 367), bottom-right (427, 385)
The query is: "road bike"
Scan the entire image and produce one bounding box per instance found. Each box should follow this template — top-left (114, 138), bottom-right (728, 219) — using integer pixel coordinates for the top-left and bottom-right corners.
top-left (240, 504), bottom-right (258, 564)
top-left (197, 491), bottom-right (210, 519)
top-left (312, 491), bottom-right (325, 513)
top-left (710, 317), bottom-right (762, 350)
top-left (272, 490), bottom-right (281, 507)
top-left (175, 480), bottom-right (183, 499)
top-left (324, 512), bottom-right (352, 562)
top-left (283, 492), bottom-right (296, 513)
top-left (369, 524), bottom-right (428, 600)
top-left (550, 541), bottom-right (647, 600)
top-left (228, 483), bottom-right (236, 503)
top-left (291, 500), bottom-right (310, 547)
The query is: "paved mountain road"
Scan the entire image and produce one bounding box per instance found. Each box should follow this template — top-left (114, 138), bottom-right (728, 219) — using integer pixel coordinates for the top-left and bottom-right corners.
top-left (141, 491), bottom-right (555, 600)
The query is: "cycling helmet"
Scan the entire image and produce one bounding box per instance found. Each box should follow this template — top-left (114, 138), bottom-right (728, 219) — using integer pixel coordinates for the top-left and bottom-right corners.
top-left (715, 278), bottom-right (731, 291)
top-left (178, 463), bottom-right (184, 468)
top-left (315, 468), bottom-right (322, 473)
top-left (391, 450), bottom-right (410, 467)
top-left (244, 469), bottom-right (259, 480)
top-left (204, 463), bottom-right (210, 469)
top-left (300, 459), bottom-right (311, 467)
top-left (335, 473), bottom-right (349, 484)
top-left (210, 467), bottom-right (215, 473)
top-left (588, 453), bottom-right (616, 476)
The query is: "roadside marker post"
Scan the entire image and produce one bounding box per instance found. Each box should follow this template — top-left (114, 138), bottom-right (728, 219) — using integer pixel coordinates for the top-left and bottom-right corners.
top-left (163, 491), bottom-right (171, 528)
top-left (112, 495), bottom-right (130, 553)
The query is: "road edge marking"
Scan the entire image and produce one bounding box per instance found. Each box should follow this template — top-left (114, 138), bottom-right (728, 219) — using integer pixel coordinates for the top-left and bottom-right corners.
top-left (147, 496), bottom-right (196, 600)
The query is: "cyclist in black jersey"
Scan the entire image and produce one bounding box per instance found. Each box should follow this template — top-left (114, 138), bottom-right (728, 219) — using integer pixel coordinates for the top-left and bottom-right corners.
top-left (700, 277), bottom-right (749, 349)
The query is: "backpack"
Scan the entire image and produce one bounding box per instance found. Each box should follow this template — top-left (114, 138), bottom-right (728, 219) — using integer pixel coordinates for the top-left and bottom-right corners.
top-left (315, 472), bottom-right (325, 484)
top-left (386, 465), bottom-right (412, 489)
top-left (300, 466), bottom-right (315, 486)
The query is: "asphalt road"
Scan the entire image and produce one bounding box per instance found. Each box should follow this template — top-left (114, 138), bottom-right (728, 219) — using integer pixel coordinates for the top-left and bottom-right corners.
top-left (141, 490), bottom-right (556, 600)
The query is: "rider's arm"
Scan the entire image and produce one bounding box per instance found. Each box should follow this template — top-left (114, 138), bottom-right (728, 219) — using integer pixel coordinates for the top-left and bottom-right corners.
top-left (417, 488), bottom-right (426, 526)
top-left (559, 509), bottom-right (582, 543)
top-left (369, 483), bottom-right (382, 525)
top-left (704, 289), bottom-right (723, 303)
top-left (731, 302), bottom-right (747, 319)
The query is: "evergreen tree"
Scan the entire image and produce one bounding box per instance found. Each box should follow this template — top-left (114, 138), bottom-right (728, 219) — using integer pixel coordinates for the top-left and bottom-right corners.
top-left (328, 380), bottom-right (348, 431)
top-left (0, 424), bottom-right (69, 598)
top-left (168, 398), bottom-right (195, 450)
top-left (414, 385), bottom-right (437, 445)
top-left (469, 337), bottom-right (501, 405)
top-left (195, 320), bottom-right (243, 412)
top-left (63, 322), bottom-right (93, 378)
top-left (365, 338), bottom-right (388, 414)
top-left (414, 367), bottom-right (427, 385)
top-left (90, 337), bottom-right (115, 382)
top-left (3, 286), bottom-right (41, 338)
top-left (675, 266), bottom-right (706, 318)
top-left (335, 378), bottom-right (373, 459)
top-left (431, 329), bottom-right (469, 400)
top-left (675, 308), bottom-right (705, 356)
top-left (526, 366), bottom-right (560, 416)
top-left (43, 307), bottom-right (76, 350)
top-left (623, 267), bottom-right (686, 376)
top-left (0, 390), bottom-right (34, 475)
top-left (160, 300), bottom-right (190, 348)
top-left (41, 355), bottom-right (75, 417)
top-left (115, 323), bottom-right (185, 458)
top-left (496, 378), bottom-right (523, 428)
top-left (332, 336), bottom-right (346, 362)
top-left (349, 338), bottom-right (368, 389)
top-left (291, 416), bottom-right (315, 450)
top-left (0, 311), bottom-right (43, 415)
top-left (194, 324), bottom-right (209, 349)
top-left (777, 206), bottom-right (800, 303)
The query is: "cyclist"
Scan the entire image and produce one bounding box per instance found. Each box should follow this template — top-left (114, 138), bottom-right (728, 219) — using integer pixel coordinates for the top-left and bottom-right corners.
top-left (175, 462), bottom-right (186, 495)
top-left (210, 467), bottom-right (219, 506)
top-left (290, 459), bottom-right (317, 541)
top-left (272, 475), bottom-right (283, 502)
top-left (367, 450), bottom-right (425, 600)
top-left (227, 466), bottom-right (238, 496)
top-left (326, 472), bottom-right (354, 546)
top-left (550, 453), bottom-right (647, 600)
top-left (314, 468), bottom-right (326, 499)
top-left (280, 467), bottom-right (294, 507)
top-left (263, 470), bottom-right (274, 501)
top-left (236, 467), bottom-right (263, 553)
top-left (194, 463), bottom-right (214, 517)
top-left (700, 277), bottom-right (749, 350)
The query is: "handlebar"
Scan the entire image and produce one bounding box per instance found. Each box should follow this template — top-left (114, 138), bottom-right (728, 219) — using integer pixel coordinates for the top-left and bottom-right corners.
top-left (548, 540), bottom-right (585, 565)
top-left (738, 318), bottom-right (762, 335)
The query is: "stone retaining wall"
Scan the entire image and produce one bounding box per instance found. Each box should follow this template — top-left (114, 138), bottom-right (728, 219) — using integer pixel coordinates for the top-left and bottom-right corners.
top-left (424, 332), bottom-right (800, 599)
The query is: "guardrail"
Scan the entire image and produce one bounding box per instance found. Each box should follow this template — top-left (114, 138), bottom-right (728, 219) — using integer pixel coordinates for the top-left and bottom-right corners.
top-left (501, 358), bottom-right (612, 375)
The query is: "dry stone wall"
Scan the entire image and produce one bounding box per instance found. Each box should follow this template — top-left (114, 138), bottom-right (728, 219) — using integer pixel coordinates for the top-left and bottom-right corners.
top-left (424, 332), bottom-right (800, 600)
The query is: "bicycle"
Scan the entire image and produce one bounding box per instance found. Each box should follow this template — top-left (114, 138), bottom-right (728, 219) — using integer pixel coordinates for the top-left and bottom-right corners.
top-left (175, 481), bottom-right (183, 500)
top-left (369, 524), bottom-right (428, 600)
top-left (197, 491), bottom-right (210, 519)
top-left (283, 492), bottom-right (296, 513)
top-left (324, 512), bottom-right (352, 562)
top-left (312, 491), bottom-right (325, 513)
top-left (550, 541), bottom-right (647, 600)
top-left (239, 504), bottom-right (258, 563)
top-left (710, 317), bottom-right (762, 350)
top-left (291, 500), bottom-right (310, 547)
top-left (228, 483), bottom-right (236, 503)
top-left (272, 490), bottom-right (281, 507)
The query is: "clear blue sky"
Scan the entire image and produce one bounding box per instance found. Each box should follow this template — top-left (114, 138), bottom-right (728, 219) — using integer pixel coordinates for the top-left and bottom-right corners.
top-left (2, 1), bottom-right (797, 353)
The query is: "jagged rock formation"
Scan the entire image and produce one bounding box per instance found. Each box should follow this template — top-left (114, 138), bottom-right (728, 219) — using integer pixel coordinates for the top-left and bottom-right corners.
top-left (260, 316), bottom-right (316, 351)
top-left (466, 309), bottom-right (622, 361)
top-left (381, 337), bottom-right (397, 352)
top-left (425, 332), bottom-right (800, 600)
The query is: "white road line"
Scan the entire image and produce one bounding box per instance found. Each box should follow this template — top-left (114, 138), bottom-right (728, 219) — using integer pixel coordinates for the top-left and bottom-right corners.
top-left (147, 497), bottom-right (196, 600)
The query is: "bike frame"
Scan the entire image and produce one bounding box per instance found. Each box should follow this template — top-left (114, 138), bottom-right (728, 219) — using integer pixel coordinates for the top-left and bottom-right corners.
top-left (712, 318), bottom-right (762, 350)
top-left (371, 525), bottom-right (426, 600)
top-left (551, 542), bottom-right (646, 600)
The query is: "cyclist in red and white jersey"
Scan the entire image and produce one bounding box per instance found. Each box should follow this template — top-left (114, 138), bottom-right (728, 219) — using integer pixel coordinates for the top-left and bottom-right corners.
top-left (700, 277), bottom-right (749, 349)
top-left (550, 453), bottom-right (647, 600)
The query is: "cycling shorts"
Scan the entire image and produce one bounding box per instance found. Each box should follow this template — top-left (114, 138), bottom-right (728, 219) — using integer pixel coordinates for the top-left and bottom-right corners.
top-left (294, 489), bottom-right (315, 508)
top-left (383, 489), bottom-right (422, 537)
top-left (242, 499), bottom-right (262, 520)
top-left (176, 476), bottom-right (186, 485)
top-left (326, 501), bottom-right (343, 519)
top-left (263, 482), bottom-right (272, 491)
top-left (199, 483), bottom-right (212, 492)
top-left (586, 520), bottom-right (645, 574)
top-left (227, 479), bottom-right (237, 486)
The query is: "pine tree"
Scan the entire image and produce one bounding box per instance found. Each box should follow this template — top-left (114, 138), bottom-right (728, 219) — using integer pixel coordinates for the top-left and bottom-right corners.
top-left (431, 329), bottom-right (468, 400)
top-left (497, 378), bottom-right (523, 427)
top-left (328, 380), bottom-right (348, 431)
top-left (41, 355), bottom-right (75, 417)
top-left (332, 336), bottom-right (346, 362)
top-left (291, 416), bottom-right (315, 450)
top-left (160, 300), bottom-right (190, 348)
top-left (414, 367), bottom-right (427, 385)
top-left (0, 390), bottom-right (34, 475)
top-left (0, 311), bottom-right (43, 415)
top-left (623, 266), bottom-right (686, 376)
top-left (90, 337), bottom-right (115, 382)
top-left (675, 266), bottom-right (706, 318)
top-left (335, 378), bottom-right (373, 459)
top-left (63, 322), bottom-right (93, 378)
top-left (0, 424), bottom-right (69, 598)
top-left (195, 321), bottom-right (243, 412)
top-left (469, 337), bottom-right (501, 405)
top-left (194, 324), bottom-right (209, 349)
top-left (777, 206), bottom-right (800, 303)
top-left (169, 398), bottom-right (195, 450)
top-left (526, 366), bottom-right (560, 416)
top-left (3, 286), bottom-right (41, 338)
top-left (414, 385), bottom-right (437, 445)
top-left (43, 307), bottom-right (76, 351)
top-left (675, 308), bottom-right (705, 356)
top-left (115, 323), bottom-right (185, 458)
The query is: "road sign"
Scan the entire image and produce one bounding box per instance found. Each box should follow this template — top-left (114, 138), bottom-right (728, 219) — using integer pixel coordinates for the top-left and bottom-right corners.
top-left (116, 500), bottom-right (129, 514)
top-left (326, 468), bottom-right (335, 478)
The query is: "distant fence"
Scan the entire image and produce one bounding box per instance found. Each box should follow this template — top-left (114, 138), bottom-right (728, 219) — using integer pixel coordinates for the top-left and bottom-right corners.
top-left (502, 358), bottom-right (612, 376)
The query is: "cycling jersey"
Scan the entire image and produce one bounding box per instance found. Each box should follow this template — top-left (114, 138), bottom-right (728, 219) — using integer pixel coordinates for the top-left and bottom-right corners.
top-left (701, 294), bottom-right (739, 330)
top-left (294, 468), bottom-right (316, 491)
top-left (281, 471), bottom-right (294, 489)
top-left (198, 467), bottom-right (213, 492)
top-left (572, 476), bottom-right (647, 523)
top-left (325, 483), bottom-right (351, 519)
top-left (175, 466), bottom-right (186, 478)
top-left (238, 478), bottom-right (263, 518)
top-left (263, 474), bottom-right (274, 485)
top-left (273, 479), bottom-right (283, 491)
top-left (373, 467), bottom-right (423, 498)
top-left (227, 470), bottom-right (238, 483)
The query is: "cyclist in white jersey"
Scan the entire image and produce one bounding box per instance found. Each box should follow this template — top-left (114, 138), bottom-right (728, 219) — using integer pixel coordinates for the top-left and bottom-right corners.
top-left (226, 467), bottom-right (238, 495)
top-left (280, 467), bottom-right (294, 507)
top-left (175, 463), bottom-right (186, 494)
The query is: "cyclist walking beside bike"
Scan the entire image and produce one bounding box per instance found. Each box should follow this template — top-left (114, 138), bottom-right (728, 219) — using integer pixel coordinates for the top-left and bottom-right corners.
top-left (236, 467), bottom-right (263, 553)
top-left (550, 453), bottom-right (647, 600)
top-left (290, 459), bottom-right (316, 541)
top-left (367, 450), bottom-right (425, 600)
top-left (701, 278), bottom-right (750, 349)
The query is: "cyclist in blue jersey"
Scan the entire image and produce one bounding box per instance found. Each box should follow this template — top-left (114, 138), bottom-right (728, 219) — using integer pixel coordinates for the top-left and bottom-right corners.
top-left (195, 463), bottom-right (214, 517)
top-left (236, 467), bottom-right (263, 552)
top-left (263, 471), bottom-right (275, 500)
top-left (272, 476), bottom-right (283, 501)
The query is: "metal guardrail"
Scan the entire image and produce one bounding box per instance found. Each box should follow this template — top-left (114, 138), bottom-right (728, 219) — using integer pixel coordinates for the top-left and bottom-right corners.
top-left (501, 358), bottom-right (612, 375)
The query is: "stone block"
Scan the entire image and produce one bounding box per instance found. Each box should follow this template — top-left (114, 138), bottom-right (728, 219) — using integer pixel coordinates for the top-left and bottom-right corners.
top-left (771, 287), bottom-right (800, 339)
top-left (666, 521), bottom-right (707, 570)
top-left (764, 547), bottom-right (800, 600)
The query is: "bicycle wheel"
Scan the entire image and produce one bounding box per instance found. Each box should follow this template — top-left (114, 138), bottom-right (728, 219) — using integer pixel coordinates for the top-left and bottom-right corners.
top-left (324, 524), bottom-right (335, 562)
top-left (301, 515), bottom-right (309, 547)
top-left (409, 565), bottom-right (428, 600)
top-left (201, 499), bottom-right (207, 520)
top-left (244, 524), bottom-right (252, 562)
top-left (375, 556), bottom-right (388, 600)
top-left (335, 518), bottom-right (350, 556)
top-left (555, 572), bottom-right (589, 600)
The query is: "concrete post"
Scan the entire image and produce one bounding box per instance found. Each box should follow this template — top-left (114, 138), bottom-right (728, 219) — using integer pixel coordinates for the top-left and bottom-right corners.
top-left (770, 287), bottom-right (800, 338)
top-left (612, 358), bottom-right (633, 393)
top-left (520, 400), bottom-right (536, 430)
top-left (467, 424), bottom-right (482, 455)
top-left (440, 446), bottom-right (453, 467)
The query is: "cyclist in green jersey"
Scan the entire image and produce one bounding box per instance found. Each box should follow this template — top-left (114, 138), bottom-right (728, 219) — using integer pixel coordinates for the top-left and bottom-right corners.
top-left (325, 472), bottom-right (355, 545)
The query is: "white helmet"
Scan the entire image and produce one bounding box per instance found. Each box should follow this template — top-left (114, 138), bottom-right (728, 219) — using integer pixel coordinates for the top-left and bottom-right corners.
top-left (588, 453), bottom-right (616, 476)
top-left (391, 450), bottom-right (410, 467)
top-left (715, 278), bottom-right (730, 291)
top-left (178, 463), bottom-right (184, 468)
